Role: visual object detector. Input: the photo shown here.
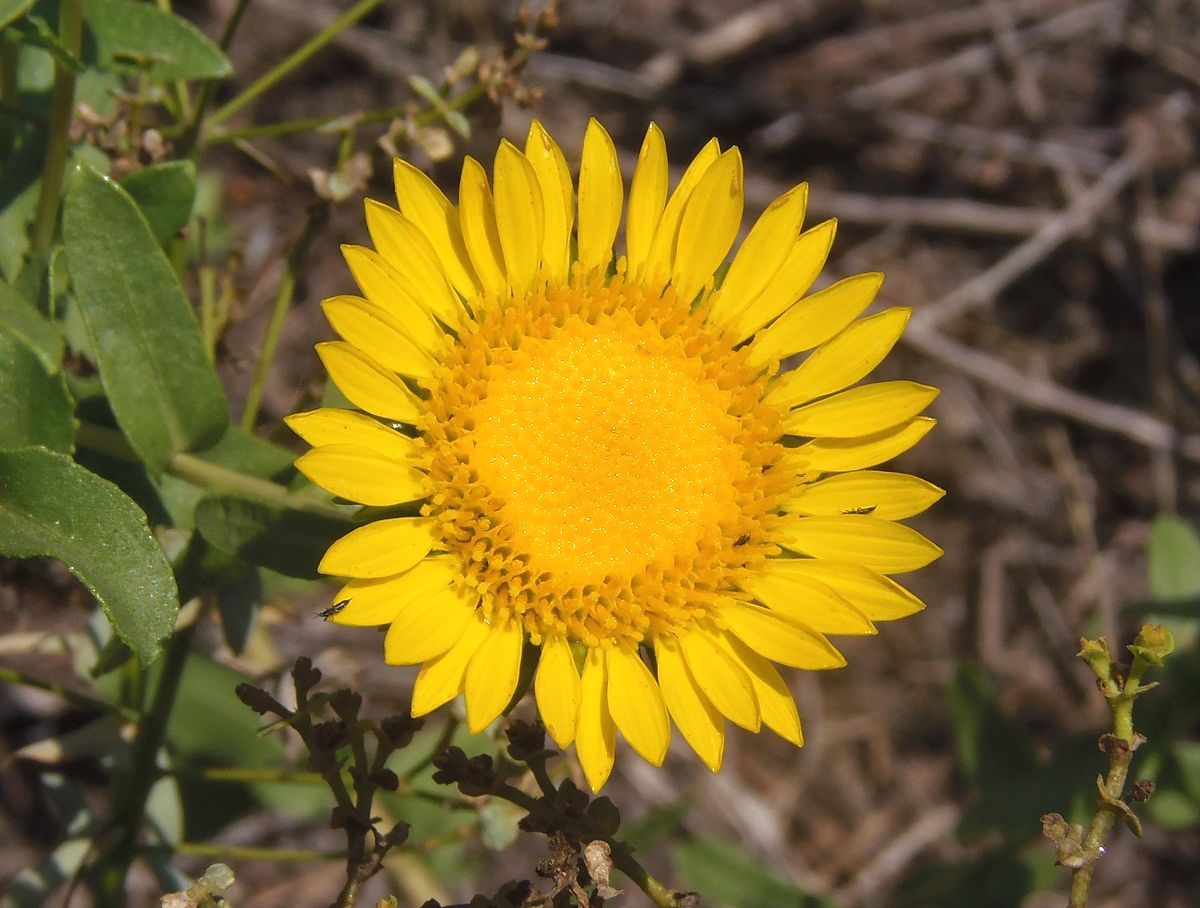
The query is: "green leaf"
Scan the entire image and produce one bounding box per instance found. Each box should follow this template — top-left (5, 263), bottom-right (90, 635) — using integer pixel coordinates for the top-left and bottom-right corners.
top-left (63, 165), bottom-right (228, 473)
top-left (0, 279), bottom-right (63, 371)
top-left (671, 838), bottom-right (830, 908)
top-left (0, 448), bottom-right (178, 662)
top-left (1149, 514), bottom-right (1200, 602)
top-left (121, 161), bottom-right (196, 247)
top-left (0, 331), bottom-right (74, 452)
top-left (80, 0), bottom-right (231, 81)
top-left (0, 0), bottom-right (34, 29)
top-left (194, 494), bottom-right (351, 579)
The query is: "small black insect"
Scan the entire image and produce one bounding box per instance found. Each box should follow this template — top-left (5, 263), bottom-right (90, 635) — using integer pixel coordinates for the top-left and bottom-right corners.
top-left (734, 534), bottom-right (751, 546)
top-left (842, 505), bottom-right (877, 515)
top-left (318, 599), bottom-right (351, 620)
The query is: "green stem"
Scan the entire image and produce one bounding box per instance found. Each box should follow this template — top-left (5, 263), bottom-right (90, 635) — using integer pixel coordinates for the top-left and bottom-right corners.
top-left (0, 30), bottom-right (21, 155)
top-left (0, 665), bottom-right (137, 722)
top-left (177, 842), bottom-right (343, 862)
top-left (611, 849), bottom-right (678, 908)
top-left (75, 421), bottom-right (351, 521)
top-left (29, 0), bottom-right (82, 256)
top-left (175, 0), bottom-right (253, 158)
top-left (203, 81), bottom-right (486, 148)
top-left (240, 205), bottom-right (325, 430)
top-left (1068, 666), bottom-right (1145, 908)
top-left (95, 618), bottom-right (199, 907)
top-left (205, 0), bottom-right (387, 130)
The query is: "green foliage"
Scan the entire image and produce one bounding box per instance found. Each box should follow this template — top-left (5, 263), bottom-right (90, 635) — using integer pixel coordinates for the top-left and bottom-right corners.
top-left (78, 0), bottom-right (231, 80)
top-left (0, 279), bottom-right (64, 370)
top-left (1149, 514), bottom-right (1200, 603)
top-left (120, 161), bottom-right (198, 247)
top-left (63, 165), bottom-right (228, 473)
top-left (194, 495), bottom-right (352, 579)
top-left (672, 838), bottom-right (831, 908)
top-left (0, 330), bottom-right (74, 452)
top-left (0, 447), bottom-right (178, 662)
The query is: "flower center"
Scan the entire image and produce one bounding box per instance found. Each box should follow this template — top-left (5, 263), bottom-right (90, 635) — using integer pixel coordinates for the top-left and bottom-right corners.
top-left (469, 313), bottom-right (743, 588)
top-left (422, 275), bottom-right (788, 646)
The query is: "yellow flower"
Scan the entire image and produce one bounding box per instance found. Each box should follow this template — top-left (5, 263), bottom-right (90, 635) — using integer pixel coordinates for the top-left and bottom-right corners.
top-left (288, 119), bottom-right (943, 791)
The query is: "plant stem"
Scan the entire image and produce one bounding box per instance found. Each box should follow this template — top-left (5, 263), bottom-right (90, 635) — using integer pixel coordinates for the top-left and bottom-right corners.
top-left (175, 0), bottom-right (253, 158)
top-left (205, 0), bottom-right (387, 130)
top-left (94, 617), bottom-right (199, 907)
top-left (75, 421), bottom-right (352, 521)
top-left (240, 204), bottom-right (325, 430)
top-left (1067, 664), bottom-right (1145, 908)
top-left (203, 81), bottom-right (486, 147)
top-left (177, 841), bottom-right (343, 862)
top-left (0, 665), bottom-right (137, 722)
top-left (29, 0), bottom-right (82, 256)
top-left (611, 848), bottom-right (679, 908)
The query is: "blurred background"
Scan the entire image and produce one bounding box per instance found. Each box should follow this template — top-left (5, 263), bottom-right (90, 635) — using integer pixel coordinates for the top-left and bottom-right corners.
top-left (3, 0), bottom-right (1200, 905)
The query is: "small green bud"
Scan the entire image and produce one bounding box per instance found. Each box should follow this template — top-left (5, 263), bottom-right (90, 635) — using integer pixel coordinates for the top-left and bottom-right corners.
top-left (1078, 637), bottom-right (1113, 680)
top-left (1128, 624), bottom-right (1176, 667)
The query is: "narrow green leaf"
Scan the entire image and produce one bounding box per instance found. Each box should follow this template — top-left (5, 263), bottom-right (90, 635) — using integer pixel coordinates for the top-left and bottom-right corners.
top-left (0, 331), bottom-right (74, 451)
top-left (0, 0), bottom-right (35, 29)
top-left (0, 279), bottom-right (63, 371)
top-left (80, 0), bottom-right (231, 81)
top-left (0, 448), bottom-right (179, 662)
top-left (1149, 514), bottom-right (1200, 602)
top-left (64, 165), bottom-right (228, 473)
top-left (121, 161), bottom-right (196, 247)
top-left (194, 494), bottom-right (351, 579)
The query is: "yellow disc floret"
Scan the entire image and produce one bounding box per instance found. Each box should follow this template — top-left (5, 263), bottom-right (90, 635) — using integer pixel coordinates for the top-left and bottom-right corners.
top-left (422, 272), bottom-right (789, 648)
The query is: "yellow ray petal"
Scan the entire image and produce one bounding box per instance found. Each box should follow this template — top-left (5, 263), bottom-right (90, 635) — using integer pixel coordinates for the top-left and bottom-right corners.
top-left (364, 200), bottom-right (465, 327)
top-left (412, 612), bottom-right (491, 717)
top-left (719, 599), bottom-right (846, 669)
top-left (458, 156), bottom-right (508, 298)
top-left (763, 559), bottom-right (926, 621)
top-left (748, 271), bottom-right (884, 369)
top-left (392, 158), bottom-right (481, 300)
top-left (534, 634), bottom-right (582, 748)
top-left (766, 307), bottom-right (912, 409)
top-left (716, 633), bottom-right (804, 746)
top-left (525, 120), bottom-right (574, 284)
top-left (330, 557), bottom-right (460, 626)
top-left (318, 517), bottom-right (437, 579)
top-left (643, 138), bottom-right (720, 288)
top-left (321, 295), bottom-right (439, 378)
top-left (677, 626), bottom-right (759, 731)
top-left (340, 246), bottom-right (447, 355)
top-left (284, 408), bottom-right (416, 459)
top-left (625, 123), bottom-right (668, 277)
top-left (316, 340), bottom-right (424, 422)
top-left (708, 183), bottom-right (808, 328)
top-left (316, 341), bottom-right (426, 419)
top-left (576, 118), bottom-right (623, 276)
top-left (384, 581), bottom-right (478, 664)
top-left (295, 444), bottom-right (426, 506)
top-left (493, 140), bottom-right (545, 294)
top-left (463, 614), bottom-right (524, 732)
top-left (789, 416), bottom-right (937, 473)
top-left (606, 645), bottom-right (671, 766)
top-left (576, 647), bottom-right (616, 792)
top-left (783, 470), bottom-right (945, 520)
top-left (783, 381), bottom-right (940, 438)
top-left (653, 635), bottom-right (724, 771)
top-left (776, 515), bottom-right (943, 574)
top-left (732, 219), bottom-right (836, 341)
top-left (737, 570), bottom-right (876, 635)
top-left (671, 148), bottom-right (743, 304)
top-left (340, 245), bottom-right (444, 352)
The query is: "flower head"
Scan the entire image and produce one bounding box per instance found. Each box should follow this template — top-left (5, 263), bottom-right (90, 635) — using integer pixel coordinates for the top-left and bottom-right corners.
top-left (289, 119), bottom-right (943, 791)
